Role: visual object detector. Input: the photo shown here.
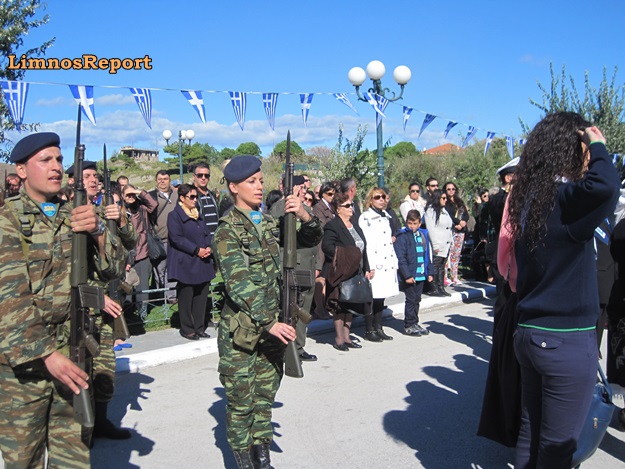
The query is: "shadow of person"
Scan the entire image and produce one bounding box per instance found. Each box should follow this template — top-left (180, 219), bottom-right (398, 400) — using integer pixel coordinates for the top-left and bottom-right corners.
top-left (383, 353), bottom-right (514, 468)
top-left (426, 315), bottom-right (493, 362)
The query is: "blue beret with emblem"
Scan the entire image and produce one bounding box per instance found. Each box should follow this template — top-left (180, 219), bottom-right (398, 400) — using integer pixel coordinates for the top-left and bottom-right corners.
top-left (9, 132), bottom-right (61, 163)
top-left (223, 155), bottom-right (262, 183)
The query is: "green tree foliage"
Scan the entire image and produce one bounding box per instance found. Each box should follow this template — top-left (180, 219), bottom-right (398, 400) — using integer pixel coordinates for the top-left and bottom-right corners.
top-left (0, 0), bottom-right (55, 160)
top-left (272, 139), bottom-right (304, 157)
top-left (220, 147), bottom-right (236, 159)
top-left (524, 63), bottom-right (625, 154)
top-left (162, 141), bottom-right (221, 171)
top-left (236, 141), bottom-right (261, 156)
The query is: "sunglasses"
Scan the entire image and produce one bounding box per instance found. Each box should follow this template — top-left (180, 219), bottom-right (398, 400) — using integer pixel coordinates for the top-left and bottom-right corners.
top-left (410, 189), bottom-right (420, 193)
top-left (304, 178), bottom-right (310, 182)
top-left (446, 187), bottom-right (456, 191)
top-left (324, 191), bottom-right (335, 196)
top-left (340, 203), bottom-right (354, 208)
top-left (441, 196), bottom-right (447, 200)
top-left (195, 173), bottom-right (210, 179)
top-left (187, 194), bottom-right (198, 200)
top-left (373, 194), bottom-right (387, 200)
top-left (305, 197), bottom-right (313, 202)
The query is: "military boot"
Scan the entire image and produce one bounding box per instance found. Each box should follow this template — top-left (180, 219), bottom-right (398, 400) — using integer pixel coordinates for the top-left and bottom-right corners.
top-left (252, 444), bottom-right (275, 469)
top-left (233, 449), bottom-right (255, 469)
top-left (92, 402), bottom-right (131, 440)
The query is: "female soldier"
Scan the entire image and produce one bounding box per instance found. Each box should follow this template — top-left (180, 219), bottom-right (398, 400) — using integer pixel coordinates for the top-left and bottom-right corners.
top-left (212, 156), bottom-right (322, 469)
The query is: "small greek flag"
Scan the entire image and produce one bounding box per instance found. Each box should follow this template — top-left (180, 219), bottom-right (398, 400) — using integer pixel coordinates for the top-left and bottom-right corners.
top-left (519, 138), bottom-right (527, 146)
top-left (444, 120), bottom-right (458, 140)
top-left (363, 92), bottom-right (386, 119)
top-left (484, 131), bottom-right (496, 156)
top-left (229, 91), bottom-right (247, 131)
top-left (300, 93), bottom-right (314, 127)
top-left (262, 93), bottom-right (279, 130)
top-left (1, 80), bottom-right (29, 131)
top-left (613, 154), bottom-right (621, 166)
top-left (69, 85), bottom-right (96, 126)
top-left (129, 87), bottom-right (152, 129)
top-left (462, 126), bottom-right (478, 148)
top-left (181, 90), bottom-right (206, 124)
top-left (376, 95), bottom-right (389, 129)
top-left (333, 93), bottom-right (358, 115)
top-left (418, 113), bottom-right (436, 139)
top-left (506, 135), bottom-right (515, 159)
top-left (402, 106), bottom-right (413, 131)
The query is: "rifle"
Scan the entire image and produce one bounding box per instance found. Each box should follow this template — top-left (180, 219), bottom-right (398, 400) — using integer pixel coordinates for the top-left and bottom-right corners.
top-left (3, 169), bottom-right (8, 199)
top-left (103, 144), bottom-right (130, 340)
top-left (281, 131), bottom-right (304, 378)
top-left (70, 104), bottom-right (103, 427)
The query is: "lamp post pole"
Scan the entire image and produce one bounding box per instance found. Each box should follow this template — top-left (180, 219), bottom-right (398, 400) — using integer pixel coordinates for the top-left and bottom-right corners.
top-left (162, 129), bottom-right (195, 183)
top-left (348, 61), bottom-right (411, 188)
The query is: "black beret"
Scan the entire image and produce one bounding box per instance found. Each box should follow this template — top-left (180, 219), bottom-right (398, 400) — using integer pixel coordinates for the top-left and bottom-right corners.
top-left (281, 175), bottom-right (306, 187)
top-left (10, 132), bottom-right (60, 163)
top-left (223, 155), bottom-right (262, 183)
top-left (65, 160), bottom-right (98, 177)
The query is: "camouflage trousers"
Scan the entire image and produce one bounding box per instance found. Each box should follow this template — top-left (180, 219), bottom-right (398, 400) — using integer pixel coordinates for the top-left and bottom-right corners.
top-left (218, 321), bottom-right (285, 451)
top-left (93, 316), bottom-right (115, 403)
top-left (0, 363), bottom-right (90, 469)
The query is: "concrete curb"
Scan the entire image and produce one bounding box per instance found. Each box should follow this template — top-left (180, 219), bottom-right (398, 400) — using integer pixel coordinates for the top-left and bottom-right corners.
top-left (116, 282), bottom-right (496, 374)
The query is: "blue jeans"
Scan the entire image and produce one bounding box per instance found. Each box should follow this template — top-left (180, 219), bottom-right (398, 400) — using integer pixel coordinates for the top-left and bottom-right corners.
top-left (513, 326), bottom-right (597, 468)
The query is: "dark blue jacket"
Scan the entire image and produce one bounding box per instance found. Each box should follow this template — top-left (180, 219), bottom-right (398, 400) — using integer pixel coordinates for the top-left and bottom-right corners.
top-left (394, 226), bottom-right (433, 282)
top-left (167, 203), bottom-right (215, 285)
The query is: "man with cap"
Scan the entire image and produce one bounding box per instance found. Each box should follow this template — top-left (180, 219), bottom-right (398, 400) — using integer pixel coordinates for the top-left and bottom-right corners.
top-left (0, 132), bottom-right (125, 467)
top-left (269, 174), bottom-right (320, 362)
top-left (212, 155), bottom-right (322, 469)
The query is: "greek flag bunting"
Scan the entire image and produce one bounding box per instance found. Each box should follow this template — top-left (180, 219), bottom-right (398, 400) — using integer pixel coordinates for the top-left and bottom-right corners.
top-left (300, 93), bottom-right (314, 127)
top-left (69, 85), bottom-right (96, 126)
top-left (129, 88), bottom-right (152, 128)
top-left (484, 131), bottom-right (496, 156)
top-left (462, 126), bottom-right (478, 148)
top-left (1, 80), bottom-right (29, 131)
top-left (444, 120), bottom-right (458, 140)
top-left (181, 90), bottom-right (206, 124)
top-left (229, 91), bottom-right (247, 131)
top-left (402, 106), bottom-right (413, 131)
top-left (506, 135), bottom-right (515, 159)
top-left (519, 138), bottom-right (527, 146)
top-left (262, 93), bottom-right (279, 130)
top-left (613, 154), bottom-right (621, 165)
top-left (332, 93), bottom-right (358, 115)
top-left (376, 95), bottom-right (389, 129)
top-left (418, 113), bottom-right (436, 139)
top-left (363, 93), bottom-right (386, 119)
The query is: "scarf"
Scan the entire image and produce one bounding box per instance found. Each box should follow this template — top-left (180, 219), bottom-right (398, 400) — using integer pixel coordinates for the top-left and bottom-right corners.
top-left (179, 201), bottom-right (199, 220)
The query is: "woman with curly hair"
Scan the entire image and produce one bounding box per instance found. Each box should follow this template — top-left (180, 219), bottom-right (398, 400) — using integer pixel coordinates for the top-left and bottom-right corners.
top-left (443, 181), bottom-right (469, 285)
top-left (423, 189), bottom-right (453, 296)
top-left (507, 112), bottom-right (620, 468)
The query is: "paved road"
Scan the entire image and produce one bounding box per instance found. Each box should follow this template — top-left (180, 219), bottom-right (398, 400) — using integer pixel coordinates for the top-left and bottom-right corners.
top-left (88, 298), bottom-right (625, 468)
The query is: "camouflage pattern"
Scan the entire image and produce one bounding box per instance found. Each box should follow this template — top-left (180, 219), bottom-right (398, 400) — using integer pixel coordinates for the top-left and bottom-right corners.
top-left (0, 191), bottom-right (125, 468)
top-left (213, 206), bottom-right (321, 451)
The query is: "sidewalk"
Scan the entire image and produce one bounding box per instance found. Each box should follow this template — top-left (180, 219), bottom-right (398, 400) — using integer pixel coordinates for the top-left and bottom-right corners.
top-left (115, 280), bottom-right (496, 374)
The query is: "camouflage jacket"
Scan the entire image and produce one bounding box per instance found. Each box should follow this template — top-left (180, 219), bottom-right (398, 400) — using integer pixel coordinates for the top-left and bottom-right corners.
top-left (0, 192), bottom-right (126, 367)
top-left (212, 206), bottom-right (322, 350)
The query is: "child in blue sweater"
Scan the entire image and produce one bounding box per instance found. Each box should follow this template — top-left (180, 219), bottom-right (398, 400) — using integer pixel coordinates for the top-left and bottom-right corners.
top-left (394, 210), bottom-right (434, 336)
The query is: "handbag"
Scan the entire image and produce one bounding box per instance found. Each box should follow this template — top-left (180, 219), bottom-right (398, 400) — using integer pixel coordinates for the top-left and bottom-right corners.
top-left (143, 210), bottom-right (167, 262)
top-left (571, 363), bottom-right (615, 468)
top-left (339, 274), bottom-right (373, 303)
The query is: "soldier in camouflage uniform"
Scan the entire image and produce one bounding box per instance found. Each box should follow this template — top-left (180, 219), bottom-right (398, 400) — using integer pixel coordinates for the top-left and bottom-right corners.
top-left (0, 133), bottom-right (125, 468)
top-left (213, 155), bottom-right (322, 469)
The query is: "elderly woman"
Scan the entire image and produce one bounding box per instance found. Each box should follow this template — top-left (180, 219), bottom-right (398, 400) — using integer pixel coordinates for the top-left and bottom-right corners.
top-left (508, 113), bottom-right (619, 467)
top-left (423, 189), bottom-right (453, 297)
top-left (358, 187), bottom-right (400, 341)
top-left (167, 183), bottom-right (215, 341)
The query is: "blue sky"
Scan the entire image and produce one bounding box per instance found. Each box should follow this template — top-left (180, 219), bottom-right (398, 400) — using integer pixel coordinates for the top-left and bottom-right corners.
top-left (3, 0), bottom-right (624, 162)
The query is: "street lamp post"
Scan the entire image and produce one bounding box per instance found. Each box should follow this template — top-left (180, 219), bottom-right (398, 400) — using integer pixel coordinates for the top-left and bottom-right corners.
top-left (348, 60), bottom-right (411, 188)
top-left (162, 129), bottom-right (195, 184)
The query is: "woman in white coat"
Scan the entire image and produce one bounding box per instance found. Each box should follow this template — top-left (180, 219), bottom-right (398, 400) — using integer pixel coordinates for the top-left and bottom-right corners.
top-left (423, 189), bottom-right (453, 296)
top-left (359, 187), bottom-right (400, 341)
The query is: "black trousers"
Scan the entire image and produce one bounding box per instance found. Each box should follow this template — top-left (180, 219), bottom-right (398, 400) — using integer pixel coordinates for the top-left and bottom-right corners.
top-left (403, 281), bottom-right (424, 328)
top-left (177, 281), bottom-right (209, 336)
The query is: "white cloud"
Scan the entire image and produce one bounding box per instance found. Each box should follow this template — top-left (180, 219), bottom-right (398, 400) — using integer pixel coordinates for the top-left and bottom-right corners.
top-left (97, 94), bottom-right (136, 106)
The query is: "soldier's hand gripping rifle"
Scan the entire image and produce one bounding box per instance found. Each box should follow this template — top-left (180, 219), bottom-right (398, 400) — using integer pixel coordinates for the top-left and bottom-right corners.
top-left (103, 144), bottom-right (130, 340)
top-left (281, 131), bottom-right (304, 378)
top-left (70, 105), bottom-right (103, 427)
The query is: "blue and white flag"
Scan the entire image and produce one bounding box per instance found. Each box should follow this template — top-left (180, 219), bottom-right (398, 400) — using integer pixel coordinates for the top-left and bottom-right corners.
top-left (332, 93), bottom-right (358, 115)
top-left (418, 113), bottom-right (436, 139)
top-left (363, 92), bottom-right (386, 119)
top-left (1, 80), bottom-right (29, 131)
top-left (181, 90), bottom-right (206, 124)
top-left (300, 93), bottom-right (314, 127)
top-left (519, 138), bottom-right (527, 146)
top-left (613, 154), bottom-right (621, 166)
top-left (402, 106), bottom-right (413, 131)
top-left (376, 95), bottom-right (389, 129)
top-left (506, 135), bottom-right (515, 159)
top-left (129, 87), bottom-right (152, 129)
top-left (484, 131), bottom-right (496, 156)
top-left (462, 126), bottom-right (478, 148)
top-left (444, 120), bottom-right (458, 140)
top-left (229, 91), bottom-right (247, 131)
top-left (262, 93), bottom-right (279, 130)
top-left (69, 85), bottom-right (96, 126)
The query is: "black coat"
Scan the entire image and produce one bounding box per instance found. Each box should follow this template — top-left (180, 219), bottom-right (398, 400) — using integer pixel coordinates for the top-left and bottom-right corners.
top-left (321, 216), bottom-right (370, 278)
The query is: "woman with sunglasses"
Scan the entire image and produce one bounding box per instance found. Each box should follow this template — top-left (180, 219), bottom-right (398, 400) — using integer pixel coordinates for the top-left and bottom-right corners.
top-left (423, 189), bottom-right (453, 296)
top-left (443, 182), bottom-right (469, 285)
top-left (358, 187), bottom-right (399, 341)
top-left (167, 184), bottom-right (215, 340)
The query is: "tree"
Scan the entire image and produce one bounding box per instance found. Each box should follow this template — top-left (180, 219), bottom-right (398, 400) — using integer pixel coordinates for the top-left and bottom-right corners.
top-left (0, 0), bottom-right (55, 160)
top-left (236, 141), bottom-right (261, 156)
top-left (220, 147), bottom-right (236, 159)
top-left (523, 63), bottom-right (625, 154)
top-left (272, 139), bottom-right (304, 157)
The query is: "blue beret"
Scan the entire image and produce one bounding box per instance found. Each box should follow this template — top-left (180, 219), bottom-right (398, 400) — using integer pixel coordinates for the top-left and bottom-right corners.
top-left (223, 155), bottom-right (262, 183)
top-left (65, 160), bottom-right (98, 177)
top-left (283, 175), bottom-right (305, 186)
top-left (10, 132), bottom-right (60, 163)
